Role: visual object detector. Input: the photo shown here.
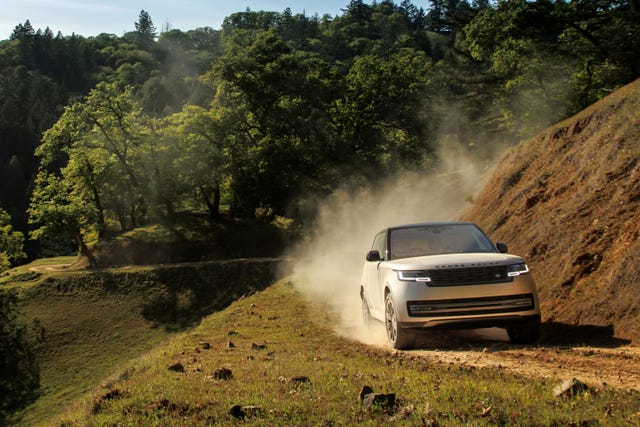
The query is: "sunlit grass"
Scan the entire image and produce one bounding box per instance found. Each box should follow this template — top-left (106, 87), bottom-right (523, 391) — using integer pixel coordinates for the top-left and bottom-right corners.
top-left (8, 258), bottom-right (279, 426)
top-left (0, 256), bottom-right (77, 287)
top-left (52, 280), bottom-right (640, 426)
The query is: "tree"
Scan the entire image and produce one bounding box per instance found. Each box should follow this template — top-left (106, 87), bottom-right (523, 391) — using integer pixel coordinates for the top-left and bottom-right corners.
top-left (31, 81), bottom-right (152, 253)
top-left (28, 170), bottom-right (96, 263)
top-left (134, 10), bottom-right (157, 45)
top-left (336, 49), bottom-right (434, 176)
top-left (0, 209), bottom-right (25, 272)
top-left (211, 30), bottom-right (339, 215)
top-left (160, 105), bottom-right (231, 219)
top-left (461, 0), bottom-right (640, 136)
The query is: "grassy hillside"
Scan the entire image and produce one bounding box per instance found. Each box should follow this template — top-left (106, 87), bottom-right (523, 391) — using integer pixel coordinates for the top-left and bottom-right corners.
top-left (4, 258), bottom-right (281, 426)
top-left (40, 280), bottom-right (640, 426)
top-left (462, 77), bottom-right (640, 342)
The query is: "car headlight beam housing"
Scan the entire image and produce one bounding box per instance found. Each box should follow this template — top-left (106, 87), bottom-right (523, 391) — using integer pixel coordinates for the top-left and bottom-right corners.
top-left (397, 270), bottom-right (432, 282)
top-left (507, 262), bottom-right (529, 277)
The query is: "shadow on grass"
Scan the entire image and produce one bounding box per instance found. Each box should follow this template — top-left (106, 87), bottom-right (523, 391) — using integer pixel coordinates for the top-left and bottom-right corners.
top-left (138, 259), bottom-right (282, 332)
top-left (1, 292), bottom-right (42, 426)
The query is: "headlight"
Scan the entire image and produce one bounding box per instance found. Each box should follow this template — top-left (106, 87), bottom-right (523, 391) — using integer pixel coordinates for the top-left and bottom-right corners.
top-left (397, 270), bottom-right (431, 282)
top-left (507, 262), bottom-right (529, 277)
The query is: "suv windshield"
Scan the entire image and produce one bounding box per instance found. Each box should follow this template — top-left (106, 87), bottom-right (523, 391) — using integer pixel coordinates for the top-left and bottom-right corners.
top-left (388, 223), bottom-right (496, 259)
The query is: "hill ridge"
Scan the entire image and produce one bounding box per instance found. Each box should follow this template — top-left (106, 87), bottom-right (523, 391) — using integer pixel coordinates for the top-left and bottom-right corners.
top-left (462, 78), bottom-right (640, 342)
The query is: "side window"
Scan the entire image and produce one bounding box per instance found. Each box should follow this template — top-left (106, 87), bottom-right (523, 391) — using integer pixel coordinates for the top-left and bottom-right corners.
top-left (372, 231), bottom-right (387, 260)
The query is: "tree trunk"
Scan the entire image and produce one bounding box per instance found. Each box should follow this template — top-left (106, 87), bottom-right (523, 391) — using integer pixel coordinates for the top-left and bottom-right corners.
top-left (202, 186), bottom-right (220, 220)
top-left (212, 185), bottom-right (221, 218)
top-left (76, 232), bottom-right (96, 268)
top-left (90, 184), bottom-right (106, 239)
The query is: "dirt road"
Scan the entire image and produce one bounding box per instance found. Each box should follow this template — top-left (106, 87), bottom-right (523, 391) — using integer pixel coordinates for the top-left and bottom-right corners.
top-left (402, 327), bottom-right (640, 392)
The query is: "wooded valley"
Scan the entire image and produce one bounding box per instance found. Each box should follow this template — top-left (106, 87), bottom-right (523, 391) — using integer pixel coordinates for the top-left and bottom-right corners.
top-left (1, 0), bottom-right (639, 266)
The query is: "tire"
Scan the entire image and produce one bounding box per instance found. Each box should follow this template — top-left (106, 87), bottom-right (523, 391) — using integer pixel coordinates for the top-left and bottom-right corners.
top-left (385, 293), bottom-right (415, 349)
top-left (507, 319), bottom-right (541, 344)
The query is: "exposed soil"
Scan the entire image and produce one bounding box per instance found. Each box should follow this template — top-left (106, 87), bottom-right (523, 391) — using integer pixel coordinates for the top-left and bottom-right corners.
top-left (407, 328), bottom-right (640, 392)
top-left (461, 78), bottom-right (640, 344)
top-left (436, 78), bottom-right (640, 393)
top-left (28, 264), bottom-right (72, 272)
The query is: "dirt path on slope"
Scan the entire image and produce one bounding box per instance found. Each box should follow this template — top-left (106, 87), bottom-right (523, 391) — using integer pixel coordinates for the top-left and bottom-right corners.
top-left (402, 327), bottom-right (640, 392)
top-left (28, 264), bottom-right (72, 272)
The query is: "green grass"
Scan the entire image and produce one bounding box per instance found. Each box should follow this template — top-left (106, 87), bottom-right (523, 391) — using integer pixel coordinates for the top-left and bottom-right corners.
top-left (0, 256), bottom-right (77, 288)
top-left (6, 259), bottom-right (280, 426)
top-left (10, 272), bottom-right (176, 426)
top-left (45, 280), bottom-right (640, 426)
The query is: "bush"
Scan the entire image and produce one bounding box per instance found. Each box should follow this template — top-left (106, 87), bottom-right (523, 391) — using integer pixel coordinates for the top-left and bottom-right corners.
top-left (0, 291), bottom-right (41, 423)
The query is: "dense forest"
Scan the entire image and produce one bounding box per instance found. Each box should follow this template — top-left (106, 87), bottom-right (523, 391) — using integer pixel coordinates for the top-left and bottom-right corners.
top-left (0, 0), bottom-right (639, 268)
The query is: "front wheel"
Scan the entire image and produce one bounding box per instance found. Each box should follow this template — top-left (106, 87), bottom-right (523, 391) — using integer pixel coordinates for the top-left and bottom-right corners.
top-left (385, 293), bottom-right (415, 349)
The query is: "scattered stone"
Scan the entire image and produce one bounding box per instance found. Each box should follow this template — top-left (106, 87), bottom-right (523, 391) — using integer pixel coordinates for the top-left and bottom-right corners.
top-left (290, 375), bottom-right (311, 384)
top-left (361, 392), bottom-right (396, 411)
top-left (168, 362), bottom-right (184, 373)
top-left (228, 341), bottom-right (236, 349)
top-left (212, 367), bottom-right (233, 380)
top-left (92, 389), bottom-right (125, 414)
top-left (359, 385), bottom-right (374, 401)
top-left (252, 342), bottom-right (266, 350)
top-left (229, 404), bottom-right (262, 419)
top-left (199, 341), bottom-right (211, 350)
top-left (359, 386), bottom-right (396, 411)
top-left (553, 378), bottom-right (590, 398)
top-left (228, 330), bottom-right (239, 336)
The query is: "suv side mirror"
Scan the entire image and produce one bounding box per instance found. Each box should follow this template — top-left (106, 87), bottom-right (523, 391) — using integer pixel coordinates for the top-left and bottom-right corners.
top-left (496, 242), bottom-right (508, 253)
top-left (366, 250), bottom-right (382, 262)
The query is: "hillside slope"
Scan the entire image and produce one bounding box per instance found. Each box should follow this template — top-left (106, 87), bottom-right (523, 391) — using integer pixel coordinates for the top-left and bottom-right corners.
top-left (7, 258), bottom-right (281, 426)
top-left (461, 78), bottom-right (640, 342)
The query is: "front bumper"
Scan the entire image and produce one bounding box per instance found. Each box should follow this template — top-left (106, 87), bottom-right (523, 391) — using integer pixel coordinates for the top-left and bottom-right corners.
top-left (389, 274), bottom-right (540, 329)
top-left (399, 314), bottom-right (541, 330)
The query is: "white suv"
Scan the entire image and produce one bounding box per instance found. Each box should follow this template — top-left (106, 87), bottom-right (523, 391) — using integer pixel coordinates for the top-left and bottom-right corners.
top-left (360, 222), bottom-right (541, 349)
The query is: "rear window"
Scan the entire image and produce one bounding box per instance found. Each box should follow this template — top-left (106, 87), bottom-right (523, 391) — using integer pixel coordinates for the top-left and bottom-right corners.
top-left (388, 223), bottom-right (496, 259)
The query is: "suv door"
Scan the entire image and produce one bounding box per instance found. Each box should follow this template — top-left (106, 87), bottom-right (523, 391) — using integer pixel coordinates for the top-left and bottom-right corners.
top-left (363, 230), bottom-right (387, 318)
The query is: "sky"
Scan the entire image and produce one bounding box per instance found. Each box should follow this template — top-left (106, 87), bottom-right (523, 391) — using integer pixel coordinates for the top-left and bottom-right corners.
top-left (1, 0), bottom-right (432, 41)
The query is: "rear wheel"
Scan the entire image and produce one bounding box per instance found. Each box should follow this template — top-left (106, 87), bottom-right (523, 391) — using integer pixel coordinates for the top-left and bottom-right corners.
top-left (385, 293), bottom-right (415, 349)
top-left (507, 319), bottom-right (541, 344)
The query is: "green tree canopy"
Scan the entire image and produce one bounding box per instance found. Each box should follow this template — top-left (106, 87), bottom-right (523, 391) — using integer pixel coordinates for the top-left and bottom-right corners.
top-left (0, 209), bottom-right (25, 272)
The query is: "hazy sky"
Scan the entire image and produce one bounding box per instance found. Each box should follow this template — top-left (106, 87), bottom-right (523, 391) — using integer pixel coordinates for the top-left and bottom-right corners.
top-left (1, 0), bottom-right (432, 41)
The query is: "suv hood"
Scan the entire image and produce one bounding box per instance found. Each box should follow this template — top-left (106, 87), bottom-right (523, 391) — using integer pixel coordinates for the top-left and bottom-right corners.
top-left (387, 252), bottom-right (524, 270)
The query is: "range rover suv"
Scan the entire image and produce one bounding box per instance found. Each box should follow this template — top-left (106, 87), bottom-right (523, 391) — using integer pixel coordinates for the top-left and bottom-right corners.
top-left (360, 222), bottom-right (541, 349)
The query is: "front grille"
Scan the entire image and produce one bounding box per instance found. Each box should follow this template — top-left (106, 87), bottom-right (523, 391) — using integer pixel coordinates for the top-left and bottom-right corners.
top-left (427, 265), bottom-right (512, 286)
top-left (407, 293), bottom-right (535, 317)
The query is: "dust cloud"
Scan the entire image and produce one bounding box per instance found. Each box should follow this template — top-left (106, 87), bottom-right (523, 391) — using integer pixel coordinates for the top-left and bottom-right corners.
top-left (289, 148), bottom-right (494, 347)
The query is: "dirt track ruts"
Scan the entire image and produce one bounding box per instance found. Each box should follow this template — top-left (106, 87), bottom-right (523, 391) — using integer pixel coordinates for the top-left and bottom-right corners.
top-left (403, 328), bottom-right (640, 392)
